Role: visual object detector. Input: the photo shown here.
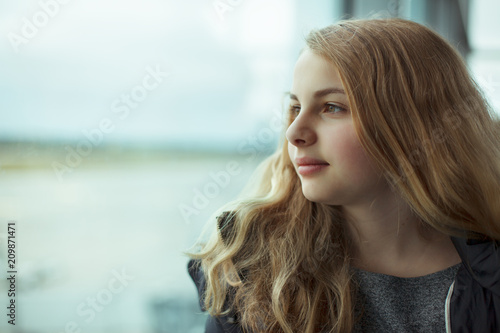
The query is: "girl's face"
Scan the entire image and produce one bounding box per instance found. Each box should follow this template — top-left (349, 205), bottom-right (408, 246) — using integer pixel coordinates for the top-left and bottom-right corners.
top-left (286, 49), bottom-right (388, 207)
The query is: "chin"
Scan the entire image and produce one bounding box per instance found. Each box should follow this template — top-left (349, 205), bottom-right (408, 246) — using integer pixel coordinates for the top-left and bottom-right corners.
top-left (301, 188), bottom-right (334, 205)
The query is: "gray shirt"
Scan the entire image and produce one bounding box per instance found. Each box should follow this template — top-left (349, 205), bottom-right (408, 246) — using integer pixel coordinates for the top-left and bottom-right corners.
top-left (352, 264), bottom-right (460, 332)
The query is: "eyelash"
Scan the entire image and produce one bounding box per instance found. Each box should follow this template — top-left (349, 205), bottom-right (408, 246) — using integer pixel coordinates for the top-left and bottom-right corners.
top-left (289, 103), bottom-right (346, 117)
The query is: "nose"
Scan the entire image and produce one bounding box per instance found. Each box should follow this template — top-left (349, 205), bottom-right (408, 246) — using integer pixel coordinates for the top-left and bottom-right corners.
top-left (285, 112), bottom-right (317, 147)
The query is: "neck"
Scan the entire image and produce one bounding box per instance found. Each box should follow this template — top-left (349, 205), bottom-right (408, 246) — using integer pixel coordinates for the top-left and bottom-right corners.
top-left (343, 189), bottom-right (461, 277)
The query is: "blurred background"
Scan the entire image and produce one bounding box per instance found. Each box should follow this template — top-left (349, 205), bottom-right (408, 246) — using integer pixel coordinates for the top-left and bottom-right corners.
top-left (0, 0), bottom-right (499, 332)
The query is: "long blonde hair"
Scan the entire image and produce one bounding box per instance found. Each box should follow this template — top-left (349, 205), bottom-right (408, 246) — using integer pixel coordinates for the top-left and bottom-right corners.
top-left (189, 18), bottom-right (500, 332)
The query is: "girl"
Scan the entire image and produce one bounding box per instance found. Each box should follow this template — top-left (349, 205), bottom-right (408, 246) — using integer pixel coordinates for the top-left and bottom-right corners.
top-left (188, 18), bottom-right (500, 332)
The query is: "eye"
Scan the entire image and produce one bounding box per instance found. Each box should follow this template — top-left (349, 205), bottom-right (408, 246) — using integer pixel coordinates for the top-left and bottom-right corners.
top-left (325, 103), bottom-right (346, 114)
top-left (289, 105), bottom-right (301, 117)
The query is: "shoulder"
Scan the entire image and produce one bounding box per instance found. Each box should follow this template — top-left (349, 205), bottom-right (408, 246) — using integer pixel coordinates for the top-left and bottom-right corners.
top-left (187, 259), bottom-right (206, 310)
top-left (450, 236), bottom-right (500, 331)
top-left (187, 259), bottom-right (244, 332)
top-left (187, 211), bottom-right (237, 302)
top-left (451, 236), bottom-right (500, 294)
top-left (186, 212), bottom-right (245, 332)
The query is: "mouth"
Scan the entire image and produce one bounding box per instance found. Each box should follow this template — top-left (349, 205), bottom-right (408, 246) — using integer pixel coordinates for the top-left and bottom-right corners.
top-left (295, 157), bottom-right (329, 176)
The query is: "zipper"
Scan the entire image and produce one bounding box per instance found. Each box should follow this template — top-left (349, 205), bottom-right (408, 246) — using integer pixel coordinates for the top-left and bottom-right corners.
top-left (445, 280), bottom-right (455, 333)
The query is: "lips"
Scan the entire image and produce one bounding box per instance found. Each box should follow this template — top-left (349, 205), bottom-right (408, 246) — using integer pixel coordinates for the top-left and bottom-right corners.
top-left (295, 157), bottom-right (329, 176)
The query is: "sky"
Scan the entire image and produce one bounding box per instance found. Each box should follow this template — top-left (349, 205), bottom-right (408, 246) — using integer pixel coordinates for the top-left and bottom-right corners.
top-left (1, 0), bottom-right (286, 148)
top-left (0, 0), bottom-right (498, 149)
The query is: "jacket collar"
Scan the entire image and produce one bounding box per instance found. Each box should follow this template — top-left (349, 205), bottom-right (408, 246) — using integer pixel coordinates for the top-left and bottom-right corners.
top-left (451, 236), bottom-right (500, 296)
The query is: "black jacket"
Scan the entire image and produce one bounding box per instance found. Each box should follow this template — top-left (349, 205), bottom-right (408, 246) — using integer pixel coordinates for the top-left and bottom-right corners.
top-left (188, 236), bottom-right (500, 332)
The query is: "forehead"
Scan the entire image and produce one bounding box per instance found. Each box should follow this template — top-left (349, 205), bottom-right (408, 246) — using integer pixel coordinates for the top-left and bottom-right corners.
top-left (292, 49), bottom-right (343, 95)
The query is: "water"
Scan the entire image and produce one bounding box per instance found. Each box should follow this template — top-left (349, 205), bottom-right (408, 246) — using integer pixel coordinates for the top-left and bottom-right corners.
top-left (0, 149), bottom-right (264, 333)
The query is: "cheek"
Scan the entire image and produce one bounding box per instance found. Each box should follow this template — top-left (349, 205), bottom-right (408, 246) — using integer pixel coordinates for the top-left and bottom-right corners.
top-left (329, 127), bottom-right (379, 179)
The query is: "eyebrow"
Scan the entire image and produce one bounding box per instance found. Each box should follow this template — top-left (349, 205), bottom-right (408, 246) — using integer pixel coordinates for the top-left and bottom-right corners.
top-left (288, 87), bottom-right (345, 101)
